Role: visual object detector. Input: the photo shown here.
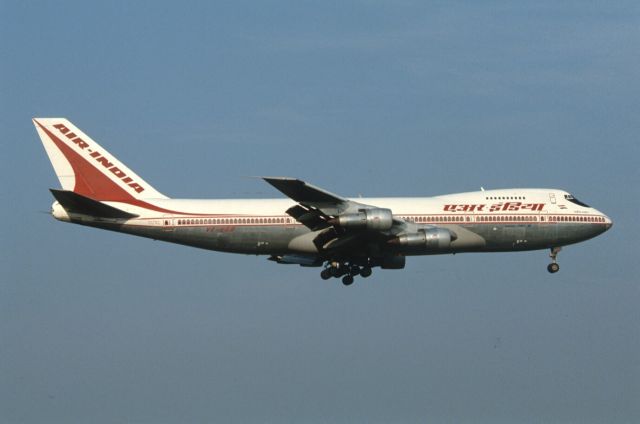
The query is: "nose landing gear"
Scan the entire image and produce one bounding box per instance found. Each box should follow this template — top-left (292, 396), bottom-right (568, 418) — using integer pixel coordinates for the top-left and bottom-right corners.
top-left (547, 247), bottom-right (561, 273)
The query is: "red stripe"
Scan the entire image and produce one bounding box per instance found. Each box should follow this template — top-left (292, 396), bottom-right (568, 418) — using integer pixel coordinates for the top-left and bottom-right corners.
top-left (38, 121), bottom-right (134, 201)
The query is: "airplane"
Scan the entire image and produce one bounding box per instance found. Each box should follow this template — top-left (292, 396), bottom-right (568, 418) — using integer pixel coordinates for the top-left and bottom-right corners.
top-left (33, 118), bottom-right (613, 285)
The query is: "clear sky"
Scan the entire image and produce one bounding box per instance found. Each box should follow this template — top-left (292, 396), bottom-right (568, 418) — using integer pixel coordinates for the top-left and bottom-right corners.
top-left (1, 1), bottom-right (639, 423)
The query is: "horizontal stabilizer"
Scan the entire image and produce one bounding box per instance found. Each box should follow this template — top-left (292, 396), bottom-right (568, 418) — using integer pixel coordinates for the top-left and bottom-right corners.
top-left (50, 189), bottom-right (139, 219)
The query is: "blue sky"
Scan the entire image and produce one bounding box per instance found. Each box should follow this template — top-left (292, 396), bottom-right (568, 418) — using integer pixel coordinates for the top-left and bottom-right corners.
top-left (1, 1), bottom-right (639, 422)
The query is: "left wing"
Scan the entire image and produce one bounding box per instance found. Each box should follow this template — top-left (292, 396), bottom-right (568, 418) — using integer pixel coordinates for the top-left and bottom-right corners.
top-left (263, 177), bottom-right (405, 252)
top-left (262, 177), bottom-right (348, 231)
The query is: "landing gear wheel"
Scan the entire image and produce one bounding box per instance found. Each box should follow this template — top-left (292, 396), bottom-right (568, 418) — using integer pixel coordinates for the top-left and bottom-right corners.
top-left (548, 247), bottom-right (562, 274)
top-left (350, 265), bottom-right (361, 276)
top-left (342, 275), bottom-right (354, 286)
top-left (360, 267), bottom-right (372, 278)
top-left (330, 266), bottom-right (342, 278)
top-left (320, 268), bottom-right (332, 280)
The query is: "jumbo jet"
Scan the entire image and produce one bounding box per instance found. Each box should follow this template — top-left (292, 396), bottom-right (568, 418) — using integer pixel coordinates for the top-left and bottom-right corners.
top-left (34, 118), bottom-right (612, 285)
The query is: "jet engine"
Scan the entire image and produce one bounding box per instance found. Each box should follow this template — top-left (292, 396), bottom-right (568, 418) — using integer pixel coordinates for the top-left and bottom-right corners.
top-left (330, 208), bottom-right (393, 231)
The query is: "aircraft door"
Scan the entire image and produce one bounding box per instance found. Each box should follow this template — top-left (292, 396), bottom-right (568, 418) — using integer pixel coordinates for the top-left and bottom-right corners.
top-left (162, 215), bottom-right (174, 232)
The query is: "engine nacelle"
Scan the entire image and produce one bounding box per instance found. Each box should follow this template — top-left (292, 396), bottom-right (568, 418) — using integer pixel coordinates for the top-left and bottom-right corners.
top-left (391, 228), bottom-right (454, 250)
top-left (332, 208), bottom-right (393, 231)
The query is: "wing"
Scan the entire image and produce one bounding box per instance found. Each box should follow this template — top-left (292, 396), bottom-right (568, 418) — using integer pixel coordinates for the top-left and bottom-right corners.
top-left (262, 177), bottom-right (347, 230)
top-left (263, 178), bottom-right (469, 279)
top-left (263, 177), bottom-right (405, 252)
top-left (262, 177), bottom-right (346, 206)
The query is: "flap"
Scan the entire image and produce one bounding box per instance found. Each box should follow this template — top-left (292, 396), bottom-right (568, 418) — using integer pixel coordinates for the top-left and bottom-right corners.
top-left (285, 204), bottom-right (332, 231)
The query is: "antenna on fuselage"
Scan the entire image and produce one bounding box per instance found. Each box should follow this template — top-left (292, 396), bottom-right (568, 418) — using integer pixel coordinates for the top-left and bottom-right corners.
top-left (480, 187), bottom-right (485, 191)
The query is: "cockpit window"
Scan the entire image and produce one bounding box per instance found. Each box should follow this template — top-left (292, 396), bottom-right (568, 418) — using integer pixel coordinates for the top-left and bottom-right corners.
top-left (564, 194), bottom-right (590, 207)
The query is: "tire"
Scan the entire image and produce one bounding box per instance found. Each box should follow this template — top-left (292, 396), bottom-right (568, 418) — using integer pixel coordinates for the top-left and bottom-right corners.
top-left (360, 267), bottom-right (372, 278)
top-left (342, 275), bottom-right (354, 286)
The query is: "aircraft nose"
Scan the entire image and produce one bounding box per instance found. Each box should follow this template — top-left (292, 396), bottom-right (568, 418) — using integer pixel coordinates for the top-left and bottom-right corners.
top-left (604, 215), bottom-right (613, 231)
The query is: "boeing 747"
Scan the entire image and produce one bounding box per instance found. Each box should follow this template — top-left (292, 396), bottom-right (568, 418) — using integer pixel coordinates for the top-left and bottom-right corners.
top-left (34, 118), bottom-right (613, 285)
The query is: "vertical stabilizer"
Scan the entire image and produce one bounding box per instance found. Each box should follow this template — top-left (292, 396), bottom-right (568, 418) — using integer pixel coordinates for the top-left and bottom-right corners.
top-left (33, 118), bottom-right (167, 201)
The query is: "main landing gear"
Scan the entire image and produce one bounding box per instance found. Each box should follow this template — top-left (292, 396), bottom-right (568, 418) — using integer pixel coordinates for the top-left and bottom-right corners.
top-left (320, 261), bottom-right (373, 285)
top-left (547, 247), bottom-right (561, 273)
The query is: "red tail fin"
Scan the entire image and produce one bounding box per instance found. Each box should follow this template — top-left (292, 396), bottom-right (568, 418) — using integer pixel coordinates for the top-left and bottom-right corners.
top-left (33, 118), bottom-right (167, 201)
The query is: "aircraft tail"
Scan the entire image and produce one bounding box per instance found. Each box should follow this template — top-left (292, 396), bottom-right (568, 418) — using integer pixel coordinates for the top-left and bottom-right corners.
top-left (33, 118), bottom-right (167, 201)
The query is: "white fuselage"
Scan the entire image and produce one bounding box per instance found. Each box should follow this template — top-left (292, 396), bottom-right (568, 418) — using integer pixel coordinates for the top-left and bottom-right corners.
top-left (54, 188), bottom-right (612, 256)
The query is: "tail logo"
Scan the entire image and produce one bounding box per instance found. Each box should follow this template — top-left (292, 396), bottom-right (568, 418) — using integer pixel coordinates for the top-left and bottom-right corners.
top-left (52, 123), bottom-right (145, 193)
